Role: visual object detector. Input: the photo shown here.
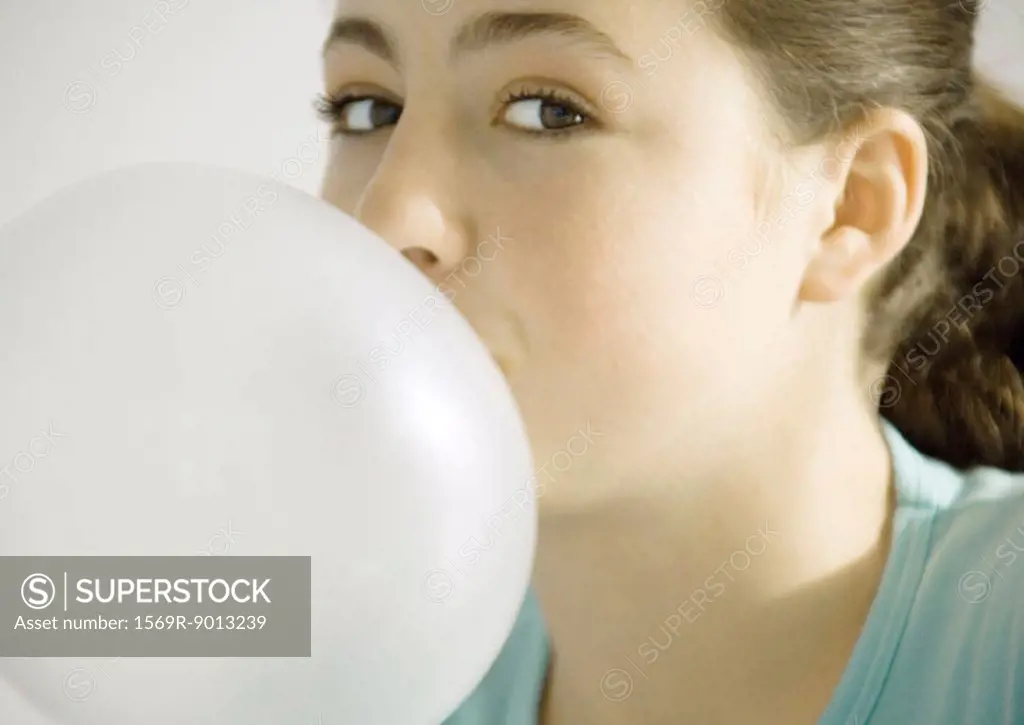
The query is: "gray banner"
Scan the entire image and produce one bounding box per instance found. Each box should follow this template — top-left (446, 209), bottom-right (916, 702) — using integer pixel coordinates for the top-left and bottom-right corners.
top-left (0, 556), bottom-right (310, 657)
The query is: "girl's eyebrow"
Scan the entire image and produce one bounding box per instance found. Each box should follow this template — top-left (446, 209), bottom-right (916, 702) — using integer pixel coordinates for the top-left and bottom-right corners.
top-left (321, 17), bottom-right (397, 64)
top-left (451, 12), bottom-right (634, 64)
top-left (322, 11), bottom-right (634, 69)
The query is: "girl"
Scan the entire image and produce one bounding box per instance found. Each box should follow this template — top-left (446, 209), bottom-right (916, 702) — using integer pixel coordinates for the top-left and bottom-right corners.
top-left (318, 0), bottom-right (1024, 722)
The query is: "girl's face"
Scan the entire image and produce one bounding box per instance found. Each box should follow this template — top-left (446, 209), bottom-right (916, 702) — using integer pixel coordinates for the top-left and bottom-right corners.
top-left (320, 0), bottom-right (829, 504)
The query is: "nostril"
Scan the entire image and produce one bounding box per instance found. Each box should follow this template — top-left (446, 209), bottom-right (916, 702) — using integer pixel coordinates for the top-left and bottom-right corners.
top-left (402, 247), bottom-right (439, 269)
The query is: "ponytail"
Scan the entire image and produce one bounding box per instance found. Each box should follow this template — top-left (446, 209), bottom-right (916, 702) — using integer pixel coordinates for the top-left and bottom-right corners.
top-left (879, 77), bottom-right (1024, 471)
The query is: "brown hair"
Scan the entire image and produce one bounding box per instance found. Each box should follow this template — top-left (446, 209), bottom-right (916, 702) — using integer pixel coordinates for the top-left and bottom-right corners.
top-left (709, 0), bottom-right (1024, 471)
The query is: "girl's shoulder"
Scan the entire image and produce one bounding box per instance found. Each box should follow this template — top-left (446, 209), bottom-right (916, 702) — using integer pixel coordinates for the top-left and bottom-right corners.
top-left (824, 423), bottom-right (1024, 724)
top-left (885, 416), bottom-right (1024, 633)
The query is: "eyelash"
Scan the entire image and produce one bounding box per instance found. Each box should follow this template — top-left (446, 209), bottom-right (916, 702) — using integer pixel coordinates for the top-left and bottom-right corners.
top-left (313, 92), bottom-right (376, 135)
top-left (498, 87), bottom-right (595, 137)
top-left (312, 87), bottom-right (596, 138)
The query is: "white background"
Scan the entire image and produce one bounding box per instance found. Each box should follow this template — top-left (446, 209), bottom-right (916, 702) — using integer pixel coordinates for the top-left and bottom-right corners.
top-left (0, 0), bottom-right (1022, 722)
top-left (0, 0), bottom-right (335, 229)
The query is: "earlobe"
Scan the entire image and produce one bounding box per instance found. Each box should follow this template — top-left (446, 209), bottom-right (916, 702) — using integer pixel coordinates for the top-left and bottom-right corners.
top-left (797, 109), bottom-right (929, 304)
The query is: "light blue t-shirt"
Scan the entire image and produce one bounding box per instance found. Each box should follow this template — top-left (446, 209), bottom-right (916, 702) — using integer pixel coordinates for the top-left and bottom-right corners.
top-left (443, 420), bottom-right (1024, 724)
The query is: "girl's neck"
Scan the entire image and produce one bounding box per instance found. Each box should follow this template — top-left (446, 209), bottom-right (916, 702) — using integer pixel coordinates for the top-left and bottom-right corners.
top-left (533, 405), bottom-right (895, 724)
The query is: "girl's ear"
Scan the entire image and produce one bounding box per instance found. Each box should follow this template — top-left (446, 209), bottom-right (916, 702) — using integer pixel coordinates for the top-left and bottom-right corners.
top-left (799, 109), bottom-right (929, 303)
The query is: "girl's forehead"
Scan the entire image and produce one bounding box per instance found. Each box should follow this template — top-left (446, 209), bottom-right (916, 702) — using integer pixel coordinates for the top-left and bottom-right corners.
top-left (327, 0), bottom-right (724, 57)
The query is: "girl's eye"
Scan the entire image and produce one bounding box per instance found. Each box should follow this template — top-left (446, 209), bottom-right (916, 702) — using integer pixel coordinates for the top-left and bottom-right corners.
top-left (315, 93), bottom-right (402, 135)
top-left (501, 94), bottom-right (590, 133)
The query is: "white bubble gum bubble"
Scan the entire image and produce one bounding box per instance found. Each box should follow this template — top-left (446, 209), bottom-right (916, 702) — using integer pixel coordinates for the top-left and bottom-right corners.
top-left (0, 163), bottom-right (536, 725)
